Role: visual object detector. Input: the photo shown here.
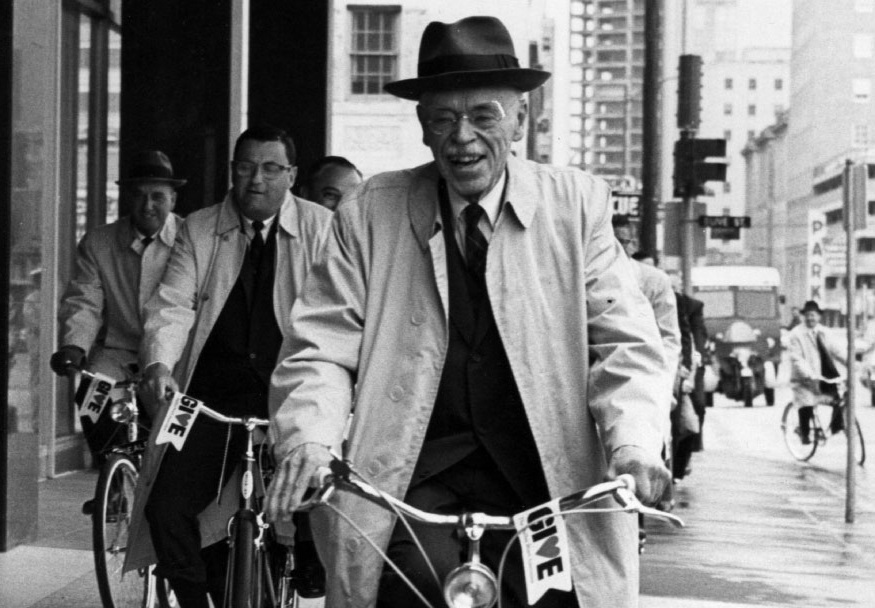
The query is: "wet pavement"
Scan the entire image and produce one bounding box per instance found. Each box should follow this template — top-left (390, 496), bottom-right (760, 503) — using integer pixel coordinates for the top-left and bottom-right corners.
top-left (640, 382), bottom-right (875, 607)
top-left (3, 380), bottom-right (875, 606)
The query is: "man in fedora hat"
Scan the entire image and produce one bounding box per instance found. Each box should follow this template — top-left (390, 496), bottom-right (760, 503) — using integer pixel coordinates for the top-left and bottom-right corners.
top-left (51, 149), bottom-right (185, 497)
top-left (267, 15), bottom-right (669, 608)
top-left (787, 300), bottom-right (847, 442)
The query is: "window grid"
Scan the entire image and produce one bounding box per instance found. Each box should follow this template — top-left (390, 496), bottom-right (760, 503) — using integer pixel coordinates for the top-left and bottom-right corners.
top-left (350, 8), bottom-right (399, 96)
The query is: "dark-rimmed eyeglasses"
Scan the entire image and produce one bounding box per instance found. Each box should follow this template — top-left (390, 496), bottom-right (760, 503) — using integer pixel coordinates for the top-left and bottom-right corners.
top-left (231, 160), bottom-right (292, 180)
top-left (423, 100), bottom-right (507, 136)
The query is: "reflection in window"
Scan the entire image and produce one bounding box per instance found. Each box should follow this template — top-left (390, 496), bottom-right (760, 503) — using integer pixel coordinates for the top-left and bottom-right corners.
top-left (696, 290), bottom-right (735, 318)
top-left (737, 290), bottom-right (775, 318)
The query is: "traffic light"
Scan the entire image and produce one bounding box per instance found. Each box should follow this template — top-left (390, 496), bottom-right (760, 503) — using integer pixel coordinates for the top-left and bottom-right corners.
top-left (673, 137), bottom-right (727, 198)
top-left (677, 54), bottom-right (703, 131)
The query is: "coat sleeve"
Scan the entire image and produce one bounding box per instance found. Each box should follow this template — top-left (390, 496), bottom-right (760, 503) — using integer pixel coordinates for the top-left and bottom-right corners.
top-left (583, 178), bottom-right (667, 457)
top-left (58, 232), bottom-right (106, 352)
top-left (652, 273), bottom-right (681, 377)
top-left (268, 204), bottom-right (367, 459)
top-left (140, 219), bottom-right (200, 370)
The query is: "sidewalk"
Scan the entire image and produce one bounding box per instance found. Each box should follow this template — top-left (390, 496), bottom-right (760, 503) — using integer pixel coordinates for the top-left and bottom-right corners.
top-left (3, 390), bottom-right (875, 606)
top-left (640, 394), bottom-right (875, 607)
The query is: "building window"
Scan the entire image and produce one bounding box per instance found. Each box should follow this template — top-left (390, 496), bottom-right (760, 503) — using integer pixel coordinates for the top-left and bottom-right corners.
top-left (747, 130), bottom-right (755, 140)
top-left (723, 181), bottom-right (731, 193)
top-left (853, 78), bottom-right (872, 102)
top-left (853, 124), bottom-right (870, 147)
top-left (825, 276), bottom-right (839, 289)
top-left (854, 33), bottom-right (874, 58)
top-left (748, 78), bottom-right (757, 90)
top-left (725, 77), bottom-right (733, 90)
top-left (748, 104), bottom-right (756, 116)
top-left (724, 129), bottom-right (732, 141)
top-left (825, 208), bottom-right (844, 225)
top-left (349, 6), bottom-right (400, 96)
top-left (859, 238), bottom-right (875, 252)
top-left (775, 78), bottom-right (784, 90)
top-left (774, 104), bottom-right (785, 116)
top-left (724, 103), bottom-right (733, 115)
top-left (868, 200), bottom-right (875, 215)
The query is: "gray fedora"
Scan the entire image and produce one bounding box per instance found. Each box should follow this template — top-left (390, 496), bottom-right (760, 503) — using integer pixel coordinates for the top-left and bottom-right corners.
top-left (383, 16), bottom-right (551, 101)
top-left (117, 150), bottom-right (186, 187)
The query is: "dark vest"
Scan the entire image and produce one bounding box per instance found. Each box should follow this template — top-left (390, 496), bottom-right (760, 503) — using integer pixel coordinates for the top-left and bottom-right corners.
top-left (187, 221), bottom-right (282, 418)
top-left (411, 183), bottom-right (549, 507)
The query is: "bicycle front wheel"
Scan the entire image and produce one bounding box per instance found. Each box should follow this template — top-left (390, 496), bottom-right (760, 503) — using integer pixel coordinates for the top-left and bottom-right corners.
top-left (781, 403), bottom-right (818, 461)
top-left (93, 454), bottom-right (155, 607)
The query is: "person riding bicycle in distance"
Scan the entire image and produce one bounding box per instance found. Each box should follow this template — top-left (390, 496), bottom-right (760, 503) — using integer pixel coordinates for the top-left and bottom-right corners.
top-left (787, 300), bottom-right (846, 443)
top-left (267, 15), bottom-right (670, 608)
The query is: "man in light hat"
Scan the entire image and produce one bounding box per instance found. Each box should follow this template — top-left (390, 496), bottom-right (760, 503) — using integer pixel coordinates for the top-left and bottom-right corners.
top-left (267, 15), bottom-right (669, 607)
top-left (51, 149), bottom-right (185, 502)
top-left (787, 300), bottom-right (847, 442)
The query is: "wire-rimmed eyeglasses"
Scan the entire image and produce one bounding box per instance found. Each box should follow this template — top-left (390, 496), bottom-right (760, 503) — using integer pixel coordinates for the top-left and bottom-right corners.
top-left (423, 100), bottom-right (507, 136)
top-left (231, 160), bottom-right (292, 180)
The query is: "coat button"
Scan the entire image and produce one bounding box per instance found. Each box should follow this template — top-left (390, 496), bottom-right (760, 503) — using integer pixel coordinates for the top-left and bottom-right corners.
top-left (411, 312), bottom-right (425, 325)
top-left (202, 294), bottom-right (210, 301)
top-left (366, 461), bottom-right (381, 477)
top-left (389, 386), bottom-right (404, 401)
top-left (345, 538), bottom-right (360, 552)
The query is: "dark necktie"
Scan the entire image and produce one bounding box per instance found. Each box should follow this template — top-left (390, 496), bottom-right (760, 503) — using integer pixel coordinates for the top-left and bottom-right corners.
top-left (250, 220), bottom-right (265, 266)
top-left (141, 235), bottom-right (154, 248)
top-left (462, 204), bottom-right (488, 280)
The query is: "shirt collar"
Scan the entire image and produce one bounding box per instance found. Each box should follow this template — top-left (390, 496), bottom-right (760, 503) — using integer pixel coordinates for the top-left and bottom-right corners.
top-left (241, 214), bottom-right (276, 237)
top-left (447, 171), bottom-right (506, 228)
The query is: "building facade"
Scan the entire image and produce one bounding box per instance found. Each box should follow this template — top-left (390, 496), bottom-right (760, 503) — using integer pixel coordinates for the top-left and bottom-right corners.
top-left (787, 0), bottom-right (875, 325)
top-left (686, 0), bottom-right (790, 262)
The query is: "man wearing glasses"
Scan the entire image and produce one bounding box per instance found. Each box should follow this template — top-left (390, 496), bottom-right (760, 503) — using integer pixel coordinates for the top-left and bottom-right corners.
top-left (125, 125), bottom-right (332, 608)
top-left (267, 16), bottom-right (669, 608)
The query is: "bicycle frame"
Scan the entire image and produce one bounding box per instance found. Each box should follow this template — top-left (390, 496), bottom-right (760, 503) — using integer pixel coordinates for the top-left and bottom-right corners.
top-left (161, 397), bottom-right (293, 608)
top-left (300, 458), bottom-right (684, 608)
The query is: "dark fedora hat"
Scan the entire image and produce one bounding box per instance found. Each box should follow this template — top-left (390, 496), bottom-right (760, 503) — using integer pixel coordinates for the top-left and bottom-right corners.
top-left (801, 300), bottom-right (823, 314)
top-left (117, 150), bottom-right (186, 187)
top-left (383, 16), bottom-right (551, 100)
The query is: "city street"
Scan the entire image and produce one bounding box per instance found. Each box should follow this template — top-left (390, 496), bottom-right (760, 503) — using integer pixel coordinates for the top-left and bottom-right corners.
top-left (2, 380), bottom-right (874, 607)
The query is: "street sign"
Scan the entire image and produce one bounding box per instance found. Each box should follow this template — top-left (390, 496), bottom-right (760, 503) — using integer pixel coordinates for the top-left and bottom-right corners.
top-left (612, 191), bottom-right (641, 217)
top-left (697, 215), bottom-right (751, 229)
top-left (710, 227), bottom-right (740, 240)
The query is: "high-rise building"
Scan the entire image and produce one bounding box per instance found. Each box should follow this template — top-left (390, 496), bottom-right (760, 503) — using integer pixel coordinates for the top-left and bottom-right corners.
top-left (685, 0), bottom-right (790, 262)
top-left (574, 0), bottom-right (647, 191)
top-left (785, 0), bottom-right (875, 324)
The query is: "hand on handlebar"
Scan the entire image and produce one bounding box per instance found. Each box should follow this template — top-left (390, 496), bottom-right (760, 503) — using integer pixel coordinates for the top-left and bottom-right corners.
top-left (265, 442), bottom-right (334, 523)
top-left (49, 345), bottom-right (86, 376)
top-left (140, 362), bottom-right (178, 419)
top-left (606, 445), bottom-right (670, 507)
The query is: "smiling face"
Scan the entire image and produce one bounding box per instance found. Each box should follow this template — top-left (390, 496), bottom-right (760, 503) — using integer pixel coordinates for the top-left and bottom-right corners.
top-left (231, 139), bottom-right (297, 221)
top-left (127, 182), bottom-right (176, 236)
top-left (417, 86), bottom-right (526, 204)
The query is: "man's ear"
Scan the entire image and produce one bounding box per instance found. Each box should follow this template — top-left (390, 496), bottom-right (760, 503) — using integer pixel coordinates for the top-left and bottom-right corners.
top-left (289, 166), bottom-right (299, 189)
top-left (170, 191), bottom-right (177, 210)
top-left (512, 98), bottom-right (528, 143)
top-left (416, 104), bottom-right (430, 146)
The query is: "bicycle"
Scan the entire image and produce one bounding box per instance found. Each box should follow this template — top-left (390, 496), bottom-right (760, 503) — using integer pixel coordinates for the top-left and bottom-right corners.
top-left (297, 457), bottom-right (685, 608)
top-left (781, 376), bottom-right (866, 465)
top-left (157, 393), bottom-right (300, 608)
top-left (73, 368), bottom-right (175, 608)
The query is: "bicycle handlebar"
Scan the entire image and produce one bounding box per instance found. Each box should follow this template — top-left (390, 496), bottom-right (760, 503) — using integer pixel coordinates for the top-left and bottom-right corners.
top-left (300, 458), bottom-right (684, 529)
top-left (194, 401), bottom-right (270, 428)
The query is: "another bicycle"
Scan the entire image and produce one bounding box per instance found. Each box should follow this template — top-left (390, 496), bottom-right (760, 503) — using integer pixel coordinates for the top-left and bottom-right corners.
top-left (74, 368), bottom-right (174, 608)
top-left (157, 394), bottom-right (299, 608)
top-left (781, 376), bottom-right (866, 465)
top-left (299, 457), bottom-right (684, 608)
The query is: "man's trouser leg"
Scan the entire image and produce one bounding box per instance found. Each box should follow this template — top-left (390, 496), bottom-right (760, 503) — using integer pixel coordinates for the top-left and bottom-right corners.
top-left (145, 420), bottom-right (246, 608)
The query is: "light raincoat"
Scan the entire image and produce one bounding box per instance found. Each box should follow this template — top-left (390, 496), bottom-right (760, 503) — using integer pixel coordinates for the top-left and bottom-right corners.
top-left (269, 157), bottom-right (668, 607)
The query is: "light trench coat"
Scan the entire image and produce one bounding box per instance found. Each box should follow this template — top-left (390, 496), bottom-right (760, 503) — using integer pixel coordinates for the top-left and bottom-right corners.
top-left (269, 157), bottom-right (668, 607)
top-left (124, 192), bottom-right (332, 572)
top-left (59, 213), bottom-right (181, 383)
top-left (787, 322), bottom-right (847, 406)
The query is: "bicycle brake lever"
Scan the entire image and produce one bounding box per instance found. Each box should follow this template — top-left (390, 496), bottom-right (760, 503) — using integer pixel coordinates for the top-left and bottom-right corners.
top-left (613, 487), bottom-right (685, 528)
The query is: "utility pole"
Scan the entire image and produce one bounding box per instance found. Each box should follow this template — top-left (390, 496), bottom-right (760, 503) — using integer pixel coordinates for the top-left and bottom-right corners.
top-left (640, 0), bottom-right (661, 257)
top-left (676, 54), bottom-right (701, 294)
